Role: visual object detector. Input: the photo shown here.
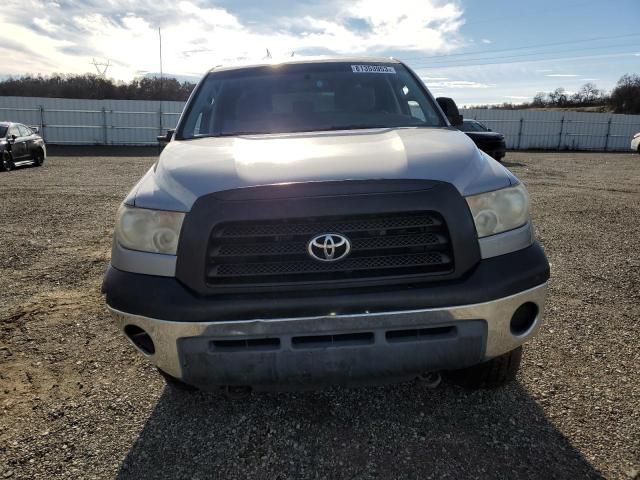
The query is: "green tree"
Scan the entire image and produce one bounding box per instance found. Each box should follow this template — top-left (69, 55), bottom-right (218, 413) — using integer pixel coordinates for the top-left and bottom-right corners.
top-left (609, 74), bottom-right (640, 114)
top-left (0, 74), bottom-right (196, 101)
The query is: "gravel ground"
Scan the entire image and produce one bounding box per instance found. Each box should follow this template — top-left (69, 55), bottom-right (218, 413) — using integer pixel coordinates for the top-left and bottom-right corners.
top-left (0, 149), bottom-right (638, 479)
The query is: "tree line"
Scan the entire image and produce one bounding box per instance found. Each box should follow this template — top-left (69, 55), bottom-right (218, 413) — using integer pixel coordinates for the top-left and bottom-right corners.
top-left (470, 74), bottom-right (640, 114)
top-left (1, 72), bottom-right (639, 114)
top-left (0, 74), bottom-right (196, 101)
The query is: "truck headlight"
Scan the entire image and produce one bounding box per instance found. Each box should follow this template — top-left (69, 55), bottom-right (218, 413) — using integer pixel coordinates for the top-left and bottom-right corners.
top-left (465, 184), bottom-right (529, 237)
top-left (115, 205), bottom-right (185, 255)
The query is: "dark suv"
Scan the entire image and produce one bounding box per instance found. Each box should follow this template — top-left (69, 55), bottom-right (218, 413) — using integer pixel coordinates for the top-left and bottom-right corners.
top-left (459, 119), bottom-right (506, 161)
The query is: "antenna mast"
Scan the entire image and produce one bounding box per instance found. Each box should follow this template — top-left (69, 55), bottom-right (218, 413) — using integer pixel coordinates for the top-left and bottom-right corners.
top-left (159, 27), bottom-right (163, 98)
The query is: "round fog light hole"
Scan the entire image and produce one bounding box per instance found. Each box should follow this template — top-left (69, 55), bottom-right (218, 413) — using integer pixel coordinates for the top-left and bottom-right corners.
top-left (510, 302), bottom-right (538, 336)
top-left (124, 325), bottom-right (155, 355)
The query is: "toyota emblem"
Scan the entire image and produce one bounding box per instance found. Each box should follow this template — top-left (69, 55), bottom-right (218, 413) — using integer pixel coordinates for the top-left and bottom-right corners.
top-left (307, 233), bottom-right (351, 262)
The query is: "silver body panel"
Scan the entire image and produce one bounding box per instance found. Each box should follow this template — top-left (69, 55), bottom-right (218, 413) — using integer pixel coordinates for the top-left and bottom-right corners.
top-left (110, 283), bottom-right (547, 381)
top-left (127, 127), bottom-right (514, 212)
top-left (478, 221), bottom-right (535, 259)
top-left (111, 242), bottom-right (177, 277)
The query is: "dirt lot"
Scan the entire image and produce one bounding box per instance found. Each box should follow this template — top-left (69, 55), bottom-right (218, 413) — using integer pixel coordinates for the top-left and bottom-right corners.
top-left (0, 149), bottom-right (638, 479)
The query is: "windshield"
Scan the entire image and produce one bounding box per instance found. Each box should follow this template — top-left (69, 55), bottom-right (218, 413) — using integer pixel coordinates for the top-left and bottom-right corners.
top-left (178, 62), bottom-right (445, 138)
top-left (461, 120), bottom-right (488, 132)
top-left (0, 126), bottom-right (7, 138)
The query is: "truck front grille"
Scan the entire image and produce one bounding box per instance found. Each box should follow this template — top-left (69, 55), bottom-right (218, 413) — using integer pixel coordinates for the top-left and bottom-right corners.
top-left (205, 211), bottom-right (454, 286)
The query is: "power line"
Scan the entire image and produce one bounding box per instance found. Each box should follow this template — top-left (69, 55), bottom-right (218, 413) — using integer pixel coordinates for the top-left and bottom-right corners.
top-left (395, 32), bottom-right (640, 63)
top-left (411, 50), bottom-right (637, 71)
top-left (405, 42), bottom-right (640, 68)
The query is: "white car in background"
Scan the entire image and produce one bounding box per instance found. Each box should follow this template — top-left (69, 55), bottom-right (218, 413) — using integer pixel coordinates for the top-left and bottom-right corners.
top-left (632, 133), bottom-right (640, 153)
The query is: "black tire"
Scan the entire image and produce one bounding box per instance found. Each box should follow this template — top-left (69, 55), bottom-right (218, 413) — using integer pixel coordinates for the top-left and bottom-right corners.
top-left (1, 151), bottom-right (13, 172)
top-left (157, 368), bottom-right (198, 391)
top-left (32, 149), bottom-right (45, 167)
top-left (445, 346), bottom-right (523, 389)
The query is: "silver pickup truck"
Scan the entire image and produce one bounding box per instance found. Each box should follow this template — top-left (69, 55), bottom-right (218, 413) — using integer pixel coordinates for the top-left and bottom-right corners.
top-left (102, 57), bottom-right (549, 393)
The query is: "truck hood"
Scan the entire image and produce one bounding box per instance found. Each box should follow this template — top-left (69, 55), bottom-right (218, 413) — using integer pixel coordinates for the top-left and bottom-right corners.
top-left (130, 127), bottom-right (515, 211)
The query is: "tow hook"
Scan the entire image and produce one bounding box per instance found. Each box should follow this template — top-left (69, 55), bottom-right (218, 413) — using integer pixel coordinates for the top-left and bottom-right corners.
top-left (221, 385), bottom-right (253, 399)
top-left (417, 371), bottom-right (442, 389)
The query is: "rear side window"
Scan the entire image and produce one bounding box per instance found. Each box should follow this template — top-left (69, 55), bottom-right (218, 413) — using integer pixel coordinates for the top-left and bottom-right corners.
top-left (178, 62), bottom-right (445, 138)
top-left (18, 125), bottom-right (32, 136)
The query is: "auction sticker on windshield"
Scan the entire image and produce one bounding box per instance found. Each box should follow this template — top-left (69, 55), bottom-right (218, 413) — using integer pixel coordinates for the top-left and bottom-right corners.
top-left (351, 65), bottom-right (396, 74)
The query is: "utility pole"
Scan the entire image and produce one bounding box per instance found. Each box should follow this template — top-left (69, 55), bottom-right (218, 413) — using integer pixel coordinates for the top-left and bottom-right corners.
top-left (158, 27), bottom-right (163, 99)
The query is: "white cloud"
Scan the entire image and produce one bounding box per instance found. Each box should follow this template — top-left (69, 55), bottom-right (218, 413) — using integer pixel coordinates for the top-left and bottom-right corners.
top-left (545, 74), bottom-right (579, 77)
top-left (33, 18), bottom-right (59, 32)
top-left (425, 80), bottom-right (495, 89)
top-left (481, 39), bottom-right (492, 44)
top-left (504, 95), bottom-right (528, 99)
top-left (0, 0), bottom-right (465, 79)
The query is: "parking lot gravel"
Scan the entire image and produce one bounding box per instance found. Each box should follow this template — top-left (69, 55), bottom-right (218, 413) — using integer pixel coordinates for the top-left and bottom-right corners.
top-left (0, 149), bottom-right (638, 479)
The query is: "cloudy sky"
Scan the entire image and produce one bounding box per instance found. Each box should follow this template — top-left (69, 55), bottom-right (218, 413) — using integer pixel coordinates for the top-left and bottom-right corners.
top-left (1, 0), bottom-right (639, 104)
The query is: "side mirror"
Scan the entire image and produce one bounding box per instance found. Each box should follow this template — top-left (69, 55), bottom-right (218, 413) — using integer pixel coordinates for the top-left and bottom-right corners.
top-left (31, 126), bottom-right (39, 134)
top-left (436, 97), bottom-right (463, 127)
top-left (9, 134), bottom-right (17, 142)
top-left (157, 129), bottom-right (175, 145)
top-left (487, 128), bottom-right (492, 132)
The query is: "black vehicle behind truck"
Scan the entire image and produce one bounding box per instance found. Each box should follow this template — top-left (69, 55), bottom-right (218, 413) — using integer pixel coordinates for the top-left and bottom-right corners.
top-left (459, 119), bottom-right (506, 161)
top-left (0, 122), bottom-right (47, 172)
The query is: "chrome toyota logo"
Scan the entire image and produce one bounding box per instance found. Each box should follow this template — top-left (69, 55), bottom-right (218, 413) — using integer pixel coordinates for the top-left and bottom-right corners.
top-left (307, 234), bottom-right (351, 262)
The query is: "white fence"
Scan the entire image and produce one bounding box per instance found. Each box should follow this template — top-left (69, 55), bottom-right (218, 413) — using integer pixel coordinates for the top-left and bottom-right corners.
top-left (461, 108), bottom-right (639, 152)
top-left (0, 96), bottom-right (638, 151)
top-left (0, 96), bottom-right (184, 145)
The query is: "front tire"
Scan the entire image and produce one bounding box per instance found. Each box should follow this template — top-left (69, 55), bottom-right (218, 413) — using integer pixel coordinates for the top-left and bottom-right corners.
top-left (445, 346), bottom-right (523, 388)
top-left (32, 149), bottom-right (45, 167)
top-left (1, 151), bottom-right (13, 172)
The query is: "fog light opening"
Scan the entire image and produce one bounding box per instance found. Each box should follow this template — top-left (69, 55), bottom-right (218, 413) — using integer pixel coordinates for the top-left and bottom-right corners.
top-left (124, 325), bottom-right (155, 355)
top-left (510, 302), bottom-right (539, 336)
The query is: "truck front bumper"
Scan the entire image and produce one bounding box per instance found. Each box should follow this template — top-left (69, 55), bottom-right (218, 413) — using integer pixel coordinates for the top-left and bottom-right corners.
top-left (108, 282), bottom-right (547, 389)
top-left (104, 242), bottom-right (549, 389)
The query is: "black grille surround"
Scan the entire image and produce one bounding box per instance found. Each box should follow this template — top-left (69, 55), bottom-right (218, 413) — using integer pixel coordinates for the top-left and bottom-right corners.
top-left (175, 180), bottom-right (482, 295)
top-left (206, 211), bottom-right (453, 285)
